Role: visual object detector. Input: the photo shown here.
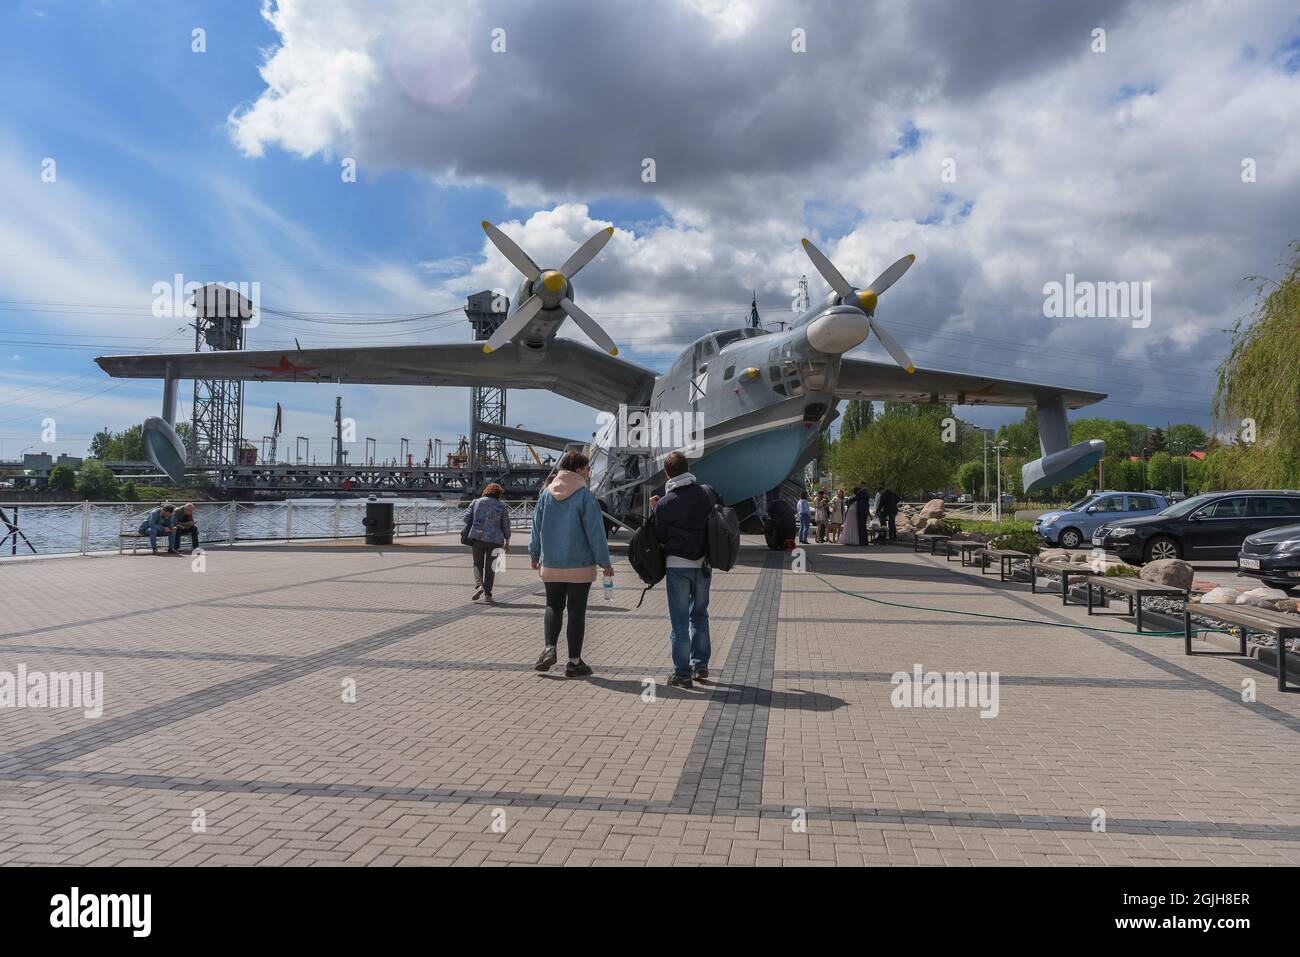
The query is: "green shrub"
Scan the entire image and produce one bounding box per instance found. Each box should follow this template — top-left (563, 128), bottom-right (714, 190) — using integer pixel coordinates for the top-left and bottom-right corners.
top-left (1105, 564), bottom-right (1141, 577)
top-left (958, 519), bottom-right (1035, 537)
top-left (988, 530), bottom-right (1041, 556)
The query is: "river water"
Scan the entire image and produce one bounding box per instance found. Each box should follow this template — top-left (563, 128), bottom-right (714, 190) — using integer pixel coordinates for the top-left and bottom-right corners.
top-left (0, 499), bottom-right (533, 558)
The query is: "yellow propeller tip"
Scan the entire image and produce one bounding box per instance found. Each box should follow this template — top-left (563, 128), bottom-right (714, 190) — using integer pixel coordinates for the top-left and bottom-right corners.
top-left (604, 226), bottom-right (615, 235)
top-left (907, 253), bottom-right (916, 262)
top-left (482, 344), bottom-right (493, 354)
top-left (905, 366), bottom-right (916, 375)
top-left (610, 347), bottom-right (619, 356)
top-left (800, 238), bottom-right (811, 246)
top-left (481, 220), bottom-right (492, 230)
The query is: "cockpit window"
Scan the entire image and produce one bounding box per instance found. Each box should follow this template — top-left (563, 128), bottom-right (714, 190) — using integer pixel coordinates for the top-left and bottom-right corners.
top-left (714, 330), bottom-right (746, 350)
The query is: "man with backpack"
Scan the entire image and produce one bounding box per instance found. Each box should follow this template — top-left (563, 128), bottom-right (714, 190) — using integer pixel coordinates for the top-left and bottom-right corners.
top-left (648, 451), bottom-right (718, 689)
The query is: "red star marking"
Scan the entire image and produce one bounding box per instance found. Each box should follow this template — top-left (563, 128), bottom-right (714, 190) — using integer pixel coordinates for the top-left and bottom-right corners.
top-left (251, 355), bottom-right (322, 377)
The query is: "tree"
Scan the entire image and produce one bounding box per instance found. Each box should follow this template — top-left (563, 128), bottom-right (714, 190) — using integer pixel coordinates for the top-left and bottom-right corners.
top-left (120, 480), bottom-right (140, 501)
top-left (829, 413), bottom-right (951, 498)
top-left (1146, 450), bottom-right (1176, 491)
top-left (839, 400), bottom-right (873, 441)
top-left (47, 464), bottom-right (77, 492)
top-left (1213, 243), bottom-right (1300, 488)
top-left (1166, 423), bottom-right (1207, 457)
top-left (957, 460), bottom-right (984, 496)
top-left (76, 460), bottom-right (119, 500)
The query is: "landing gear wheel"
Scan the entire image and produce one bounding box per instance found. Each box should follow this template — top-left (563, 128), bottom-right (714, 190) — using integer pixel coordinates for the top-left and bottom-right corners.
top-left (1144, 536), bottom-right (1181, 562)
top-left (765, 500), bottom-right (796, 551)
top-left (1058, 528), bottom-right (1083, 549)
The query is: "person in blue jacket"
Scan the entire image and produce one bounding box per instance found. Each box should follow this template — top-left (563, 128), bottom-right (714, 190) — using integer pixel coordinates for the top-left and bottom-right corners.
top-left (463, 482), bottom-right (510, 603)
top-left (528, 450), bottom-right (613, 678)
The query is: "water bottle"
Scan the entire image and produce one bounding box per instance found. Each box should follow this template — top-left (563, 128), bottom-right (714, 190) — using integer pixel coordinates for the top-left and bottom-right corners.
top-left (603, 576), bottom-right (614, 602)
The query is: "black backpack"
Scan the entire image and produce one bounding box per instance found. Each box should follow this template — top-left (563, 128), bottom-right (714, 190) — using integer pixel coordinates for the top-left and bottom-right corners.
top-left (627, 518), bottom-right (666, 607)
top-left (703, 486), bottom-right (741, 571)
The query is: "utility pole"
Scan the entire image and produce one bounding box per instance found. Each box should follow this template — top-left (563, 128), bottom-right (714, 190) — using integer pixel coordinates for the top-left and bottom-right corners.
top-left (334, 396), bottom-right (344, 466)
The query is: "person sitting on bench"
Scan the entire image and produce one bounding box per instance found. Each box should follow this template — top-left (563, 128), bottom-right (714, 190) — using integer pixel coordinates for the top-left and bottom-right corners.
top-left (138, 504), bottom-right (175, 555)
top-left (169, 503), bottom-right (199, 554)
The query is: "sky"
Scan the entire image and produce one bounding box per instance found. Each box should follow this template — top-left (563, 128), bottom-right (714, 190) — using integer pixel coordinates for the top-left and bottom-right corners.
top-left (2, 0), bottom-right (1299, 464)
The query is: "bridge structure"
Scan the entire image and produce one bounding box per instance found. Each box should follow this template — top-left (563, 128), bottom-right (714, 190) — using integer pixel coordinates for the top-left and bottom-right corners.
top-left (212, 461), bottom-right (553, 497)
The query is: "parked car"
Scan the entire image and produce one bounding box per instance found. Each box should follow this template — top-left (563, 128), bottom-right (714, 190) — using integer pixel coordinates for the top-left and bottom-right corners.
top-left (1092, 490), bottom-right (1300, 563)
top-left (1237, 521), bottom-right (1300, 590)
top-left (957, 494), bottom-right (973, 504)
top-left (1035, 491), bottom-right (1167, 549)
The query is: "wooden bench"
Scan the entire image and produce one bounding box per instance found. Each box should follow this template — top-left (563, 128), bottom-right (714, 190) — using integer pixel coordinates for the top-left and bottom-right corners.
top-left (1029, 559), bottom-right (1096, 606)
top-left (913, 533), bottom-right (950, 555)
top-left (1085, 577), bottom-right (1187, 633)
top-left (978, 548), bottom-right (1030, 582)
top-left (945, 539), bottom-right (987, 566)
top-left (1185, 602), bottom-right (1300, 691)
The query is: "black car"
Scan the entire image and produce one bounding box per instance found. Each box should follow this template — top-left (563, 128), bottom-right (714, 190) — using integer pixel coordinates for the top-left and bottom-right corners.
top-left (1238, 521), bottom-right (1300, 589)
top-left (1091, 490), bottom-right (1300, 564)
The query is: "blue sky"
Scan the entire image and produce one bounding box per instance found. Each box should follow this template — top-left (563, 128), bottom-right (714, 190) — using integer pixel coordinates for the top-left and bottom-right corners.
top-left (3, 0), bottom-right (1299, 464)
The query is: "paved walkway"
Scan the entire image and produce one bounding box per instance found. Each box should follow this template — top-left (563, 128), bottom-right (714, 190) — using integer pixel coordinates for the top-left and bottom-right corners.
top-left (1, 536), bottom-right (1297, 866)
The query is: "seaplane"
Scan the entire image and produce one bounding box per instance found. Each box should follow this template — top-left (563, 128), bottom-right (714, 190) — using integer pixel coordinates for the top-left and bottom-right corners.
top-left (95, 221), bottom-right (1106, 548)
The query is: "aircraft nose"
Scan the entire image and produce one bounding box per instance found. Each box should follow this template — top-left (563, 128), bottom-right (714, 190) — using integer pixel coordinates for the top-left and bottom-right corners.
top-left (806, 307), bottom-right (870, 354)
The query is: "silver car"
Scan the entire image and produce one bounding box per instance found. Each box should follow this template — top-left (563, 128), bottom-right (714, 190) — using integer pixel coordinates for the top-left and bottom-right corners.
top-left (1034, 491), bottom-right (1168, 549)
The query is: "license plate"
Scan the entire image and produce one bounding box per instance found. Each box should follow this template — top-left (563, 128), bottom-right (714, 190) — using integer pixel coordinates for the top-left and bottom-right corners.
top-left (1239, 557), bottom-right (1260, 570)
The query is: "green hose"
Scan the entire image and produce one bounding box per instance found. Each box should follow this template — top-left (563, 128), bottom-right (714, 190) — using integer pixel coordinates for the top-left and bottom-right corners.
top-left (811, 572), bottom-right (1213, 638)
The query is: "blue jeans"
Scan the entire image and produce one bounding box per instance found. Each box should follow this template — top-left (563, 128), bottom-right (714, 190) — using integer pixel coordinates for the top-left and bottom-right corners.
top-left (798, 515), bottom-right (810, 542)
top-left (665, 567), bottom-right (711, 678)
top-left (140, 522), bottom-right (168, 549)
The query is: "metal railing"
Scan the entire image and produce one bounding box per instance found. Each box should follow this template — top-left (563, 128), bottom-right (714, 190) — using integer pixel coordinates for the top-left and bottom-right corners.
top-left (0, 499), bottom-right (536, 559)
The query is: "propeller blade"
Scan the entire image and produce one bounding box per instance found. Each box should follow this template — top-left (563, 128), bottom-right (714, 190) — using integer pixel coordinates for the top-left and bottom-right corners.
top-left (866, 253), bottom-right (916, 297)
top-left (483, 295), bottom-right (544, 353)
top-left (869, 317), bottom-right (915, 374)
top-left (801, 238), bottom-right (857, 302)
top-left (559, 226), bottom-right (615, 279)
top-left (560, 297), bottom-right (618, 356)
top-left (482, 221), bottom-right (541, 281)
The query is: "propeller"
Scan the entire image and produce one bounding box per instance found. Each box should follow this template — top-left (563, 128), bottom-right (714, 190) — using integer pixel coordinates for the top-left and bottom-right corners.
top-left (800, 238), bottom-right (917, 373)
top-left (481, 221), bottom-right (618, 355)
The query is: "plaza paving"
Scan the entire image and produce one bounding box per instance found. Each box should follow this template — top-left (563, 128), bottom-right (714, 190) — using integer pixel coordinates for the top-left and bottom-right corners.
top-left (1, 534), bottom-right (1298, 866)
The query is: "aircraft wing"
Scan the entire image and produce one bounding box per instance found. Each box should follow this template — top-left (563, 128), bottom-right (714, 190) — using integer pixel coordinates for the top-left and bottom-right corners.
top-left (96, 340), bottom-right (657, 411)
top-left (835, 357), bottom-right (1105, 409)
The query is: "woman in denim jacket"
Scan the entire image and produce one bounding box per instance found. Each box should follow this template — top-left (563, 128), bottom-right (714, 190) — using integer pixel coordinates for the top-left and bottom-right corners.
top-left (464, 483), bottom-right (510, 603)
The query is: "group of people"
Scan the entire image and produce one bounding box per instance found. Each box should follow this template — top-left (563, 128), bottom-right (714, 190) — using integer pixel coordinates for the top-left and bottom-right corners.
top-left (798, 483), bottom-right (899, 546)
top-left (136, 502), bottom-right (200, 555)
top-left (461, 449), bottom-right (713, 688)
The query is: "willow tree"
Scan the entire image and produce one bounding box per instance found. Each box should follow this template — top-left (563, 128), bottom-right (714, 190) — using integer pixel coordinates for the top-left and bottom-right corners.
top-left (1213, 244), bottom-right (1300, 488)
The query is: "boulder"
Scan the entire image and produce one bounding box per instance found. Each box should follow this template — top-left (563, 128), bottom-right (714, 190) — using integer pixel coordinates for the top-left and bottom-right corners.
top-left (1069, 551), bottom-right (1093, 564)
top-left (1200, 586), bottom-right (1241, 604)
top-left (922, 517), bottom-right (947, 533)
top-left (1037, 548), bottom-right (1071, 564)
top-left (1139, 559), bottom-right (1194, 591)
top-left (918, 499), bottom-right (945, 520)
top-left (1237, 586), bottom-right (1293, 610)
